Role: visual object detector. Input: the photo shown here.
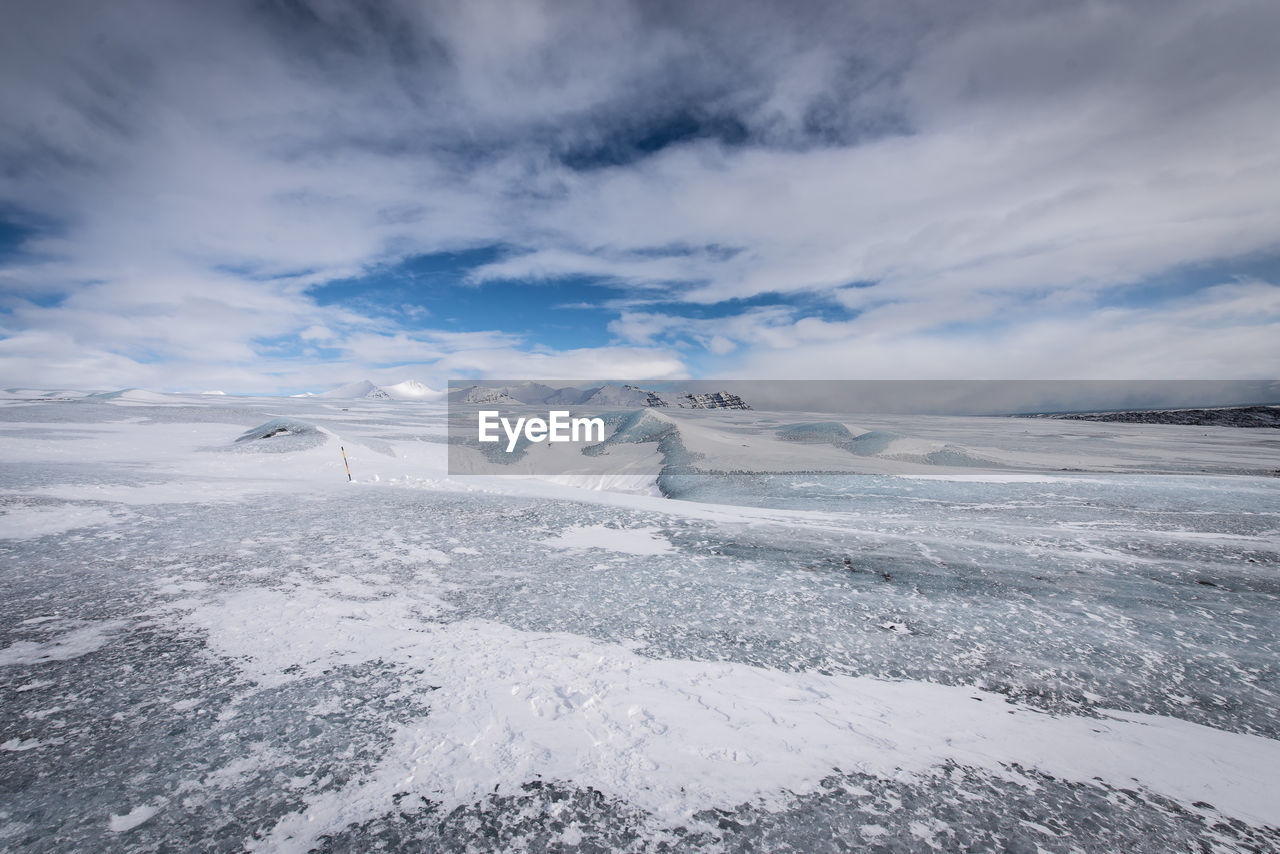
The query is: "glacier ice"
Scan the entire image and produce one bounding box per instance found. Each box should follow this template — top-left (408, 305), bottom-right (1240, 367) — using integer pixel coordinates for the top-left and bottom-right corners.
top-left (0, 393), bottom-right (1278, 852)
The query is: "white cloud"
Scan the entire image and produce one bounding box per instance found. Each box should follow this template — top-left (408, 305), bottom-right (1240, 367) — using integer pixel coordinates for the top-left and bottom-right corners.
top-left (676, 280), bottom-right (1280, 380)
top-left (0, 0), bottom-right (1277, 390)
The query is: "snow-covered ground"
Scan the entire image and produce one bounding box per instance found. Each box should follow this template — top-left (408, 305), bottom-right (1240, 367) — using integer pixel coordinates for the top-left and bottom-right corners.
top-left (1, 391), bottom-right (1278, 852)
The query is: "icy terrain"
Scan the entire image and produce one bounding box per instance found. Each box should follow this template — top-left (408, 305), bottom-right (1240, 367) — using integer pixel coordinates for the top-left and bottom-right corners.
top-left (1, 391), bottom-right (1278, 852)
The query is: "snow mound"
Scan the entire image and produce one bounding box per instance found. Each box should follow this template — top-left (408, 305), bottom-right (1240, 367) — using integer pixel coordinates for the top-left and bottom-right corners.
top-left (231, 418), bottom-right (328, 453)
top-left (920, 445), bottom-right (1002, 467)
top-left (4, 388), bottom-right (91, 400)
top-left (584, 410), bottom-right (699, 471)
top-left (86, 388), bottom-right (174, 404)
top-left (844, 430), bottom-right (900, 456)
top-left (585, 410), bottom-right (678, 453)
top-left (776, 422), bottom-right (859, 444)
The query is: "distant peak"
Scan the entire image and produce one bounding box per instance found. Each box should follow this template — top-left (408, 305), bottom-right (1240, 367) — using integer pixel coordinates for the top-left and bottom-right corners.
top-left (316, 380), bottom-right (390, 400)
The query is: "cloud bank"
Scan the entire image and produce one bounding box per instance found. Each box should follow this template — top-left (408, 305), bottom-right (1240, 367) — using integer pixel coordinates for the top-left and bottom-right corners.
top-left (1, 0), bottom-right (1278, 391)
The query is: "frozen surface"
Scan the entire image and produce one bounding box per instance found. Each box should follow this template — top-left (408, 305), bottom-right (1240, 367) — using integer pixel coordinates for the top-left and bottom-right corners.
top-left (1, 392), bottom-right (1278, 852)
top-left (541, 523), bottom-right (675, 555)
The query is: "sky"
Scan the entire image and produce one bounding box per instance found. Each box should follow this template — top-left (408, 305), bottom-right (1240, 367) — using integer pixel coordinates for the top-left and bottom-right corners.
top-left (0, 0), bottom-right (1278, 394)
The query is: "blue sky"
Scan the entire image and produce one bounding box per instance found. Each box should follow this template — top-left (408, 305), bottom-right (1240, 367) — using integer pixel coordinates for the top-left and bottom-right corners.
top-left (312, 248), bottom-right (624, 350)
top-left (309, 246), bottom-right (861, 363)
top-left (1, 0), bottom-right (1278, 393)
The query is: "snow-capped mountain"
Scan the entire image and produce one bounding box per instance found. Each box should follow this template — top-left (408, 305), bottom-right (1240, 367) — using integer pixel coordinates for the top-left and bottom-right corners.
top-left (580, 383), bottom-right (666, 408)
top-left (578, 384), bottom-right (751, 410)
top-left (451, 382), bottom-right (597, 405)
top-left (382, 379), bottom-right (444, 401)
top-left (447, 385), bottom-right (523, 405)
top-left (502, 382), bottom-right (561, 404)
top-left (543, 386), bottom-right (598, 405)
top-left (316, 380), bottom-right (392, 400)
top-left (309, 379), bottom-right (443, 401)
top-left (666, 391), bottom-right (752, 410)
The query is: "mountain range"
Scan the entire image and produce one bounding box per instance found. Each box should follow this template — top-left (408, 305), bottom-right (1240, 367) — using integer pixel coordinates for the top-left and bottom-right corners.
top-left (447, 382), bottom-right (752, 410)
top-left (296, 379), bottom-right (444, 401)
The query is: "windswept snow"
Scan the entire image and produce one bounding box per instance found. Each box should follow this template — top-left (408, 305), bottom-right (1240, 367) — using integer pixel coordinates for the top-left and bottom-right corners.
top-left (541, 523), bottom-right (675, 555)
top-left (108, 804), bottom-right (161, 833)
top-left (1, 737), bottom-right (43, 751)
top-left (1, 391), bottom-right (1278, 852)
top-left (0, 502), bottom-right (120, 539)
top-left (0, 619), bottom-right (128, 666)
top-left (241, 615), bottom-right (1280, 854)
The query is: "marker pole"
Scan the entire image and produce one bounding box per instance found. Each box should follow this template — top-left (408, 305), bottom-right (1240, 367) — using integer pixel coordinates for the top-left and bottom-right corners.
top-left (341, 446), bottom-right (352, 482)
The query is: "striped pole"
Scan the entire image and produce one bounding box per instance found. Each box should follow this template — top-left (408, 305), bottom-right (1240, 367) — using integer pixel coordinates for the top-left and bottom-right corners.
top-left (341, 446), bottom-right (352, 482)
